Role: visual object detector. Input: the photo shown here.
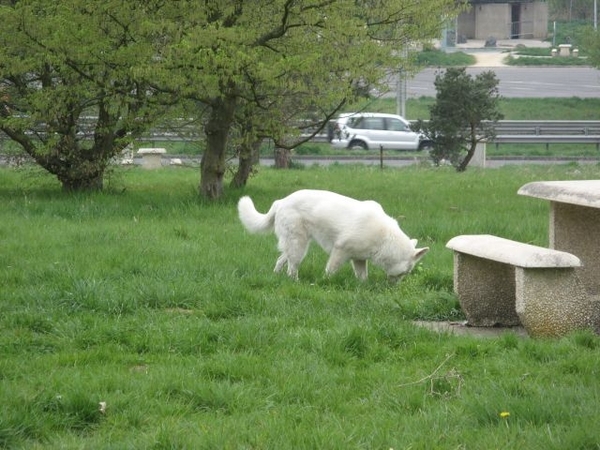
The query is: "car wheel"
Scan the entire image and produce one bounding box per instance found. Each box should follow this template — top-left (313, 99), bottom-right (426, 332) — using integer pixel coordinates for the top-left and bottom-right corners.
top-left (418, 140), bottom-right (433, 151)
top-left (349, 140), bottom-right (368, 150)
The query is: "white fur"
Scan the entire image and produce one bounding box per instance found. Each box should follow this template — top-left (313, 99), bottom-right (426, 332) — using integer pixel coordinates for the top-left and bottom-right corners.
top-left (237, 189), bottom-right (429, 281)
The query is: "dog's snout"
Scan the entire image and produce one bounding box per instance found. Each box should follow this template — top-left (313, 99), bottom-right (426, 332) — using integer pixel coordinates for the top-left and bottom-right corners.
top-left (387, 274), bottom-right (405, 284)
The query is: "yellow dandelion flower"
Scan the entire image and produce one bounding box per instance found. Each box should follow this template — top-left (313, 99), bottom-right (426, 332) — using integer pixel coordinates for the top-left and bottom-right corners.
top-left (500, 411), bottom-right (510, 418)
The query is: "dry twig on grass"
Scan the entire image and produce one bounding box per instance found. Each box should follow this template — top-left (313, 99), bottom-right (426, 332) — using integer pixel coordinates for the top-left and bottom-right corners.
top-left (398, 353), bottom-right (463, 397)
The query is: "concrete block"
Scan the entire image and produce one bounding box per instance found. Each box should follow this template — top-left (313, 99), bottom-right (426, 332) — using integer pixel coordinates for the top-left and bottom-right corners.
top-left (137, 148), bottom-right (166, 169)
top-left (558, 44), bottom-right (572, 56)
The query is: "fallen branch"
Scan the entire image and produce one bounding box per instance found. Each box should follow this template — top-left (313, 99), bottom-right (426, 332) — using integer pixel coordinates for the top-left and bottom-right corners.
top-left (398, 353), bottom-right (455, 388)
top-left (398, 353), bottom-right (463, 397)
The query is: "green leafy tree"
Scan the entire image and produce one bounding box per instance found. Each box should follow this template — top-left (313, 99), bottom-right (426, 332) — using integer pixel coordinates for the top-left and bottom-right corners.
top-left (548, 0), bottom-right (595, 21)
top-left (583, 26), bottom-right (600, 67)
top-left (412, 67), bottom-right (503, 172)
top-left (150, 0), bottom-right (464, 198)
top-left (0, 1), bottom-right (174, 191)
top-left (0, 0), bottom-right (463, 196)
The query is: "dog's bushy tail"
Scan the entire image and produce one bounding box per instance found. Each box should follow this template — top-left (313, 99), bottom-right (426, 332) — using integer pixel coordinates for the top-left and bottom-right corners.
top-left (237, 196), bottom-right (277, 234)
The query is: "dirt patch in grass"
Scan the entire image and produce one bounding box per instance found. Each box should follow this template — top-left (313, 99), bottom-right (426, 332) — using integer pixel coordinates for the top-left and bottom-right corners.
top-left (414, 320), bottom-right (528, 338)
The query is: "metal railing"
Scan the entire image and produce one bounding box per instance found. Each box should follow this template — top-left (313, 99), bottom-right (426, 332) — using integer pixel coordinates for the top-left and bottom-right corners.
top-left (489, 120), bottom-right (600, 150)
top-left (2, 119), bottom-right (600, 150)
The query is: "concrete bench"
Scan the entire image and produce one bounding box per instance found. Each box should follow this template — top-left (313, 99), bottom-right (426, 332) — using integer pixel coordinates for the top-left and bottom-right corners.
top-left (558, 43), bottom-right (572, 57)
top-left (137, 147), bottom-right (166, 169)
top-left (446, 234), bottom-right (597, 337)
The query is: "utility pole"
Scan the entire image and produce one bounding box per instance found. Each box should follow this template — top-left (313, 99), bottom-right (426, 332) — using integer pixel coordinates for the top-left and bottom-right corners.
top-left (396, 46), bottom-right (407, 118)
top-left (396, 67), bottom-right (406, 118)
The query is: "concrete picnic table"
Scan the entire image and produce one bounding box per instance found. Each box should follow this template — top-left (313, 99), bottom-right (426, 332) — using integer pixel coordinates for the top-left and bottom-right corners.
top-left (518, 180), bottom-right (600, 295)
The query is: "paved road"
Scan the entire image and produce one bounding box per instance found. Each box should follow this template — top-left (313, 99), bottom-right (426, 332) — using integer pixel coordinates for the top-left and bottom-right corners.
top-left (404, 66), bottom-right (600, 98)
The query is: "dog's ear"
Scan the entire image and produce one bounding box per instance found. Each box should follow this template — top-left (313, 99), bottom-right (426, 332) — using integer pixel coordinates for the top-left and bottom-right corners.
top-left (410, 238), bottom-right (418, 247)
top-left (413, 247), bottom-right (429, 262)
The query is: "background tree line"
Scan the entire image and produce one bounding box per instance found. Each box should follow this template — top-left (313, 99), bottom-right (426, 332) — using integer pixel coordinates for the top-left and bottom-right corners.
top-left (0, 0), bottom-right (462, 198)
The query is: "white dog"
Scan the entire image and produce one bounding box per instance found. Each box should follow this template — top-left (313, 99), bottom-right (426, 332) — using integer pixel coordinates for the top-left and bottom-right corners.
top-left (237, 189), bottom-right (428, 282)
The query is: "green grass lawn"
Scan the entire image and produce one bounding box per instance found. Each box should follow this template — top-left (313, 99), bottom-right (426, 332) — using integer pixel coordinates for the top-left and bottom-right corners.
top-left (507, 53), bottom-right (589, 66)
top-left (414, 49), bottom-right (476, 67)
top-left (414, 45), bottom-right (591, 67)
top-left (348, 97), bottom-right (600, 122)
top-left (1, 164), bottom-right (600, 448)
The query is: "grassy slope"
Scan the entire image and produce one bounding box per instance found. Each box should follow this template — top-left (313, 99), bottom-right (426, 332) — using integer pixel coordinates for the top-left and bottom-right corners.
top-left (351, 97), bottom-right (600, 122)
top-left (1, 164), bottom-right (600, 448)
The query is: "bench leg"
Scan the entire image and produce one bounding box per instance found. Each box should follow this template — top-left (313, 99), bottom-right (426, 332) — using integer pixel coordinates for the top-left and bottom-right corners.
top-left (550, 202), bottom-right (600, 295)
top-left (453, 253), bottom-right (521, 327)
top-left (515, 268), bottom-right (600, 337)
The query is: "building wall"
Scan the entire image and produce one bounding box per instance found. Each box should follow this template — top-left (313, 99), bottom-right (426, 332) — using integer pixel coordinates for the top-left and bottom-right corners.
top-left (476, 3), bottom-right (511, 39)
top-left (458, 1), bottom-right (548, 40)
top-left (457, 7), bottom-right (476, 39)
top-left (521, 2), bottom-right (548, 39)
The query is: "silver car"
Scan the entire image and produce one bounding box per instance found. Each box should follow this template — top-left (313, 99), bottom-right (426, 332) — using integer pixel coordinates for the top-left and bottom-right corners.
top-left (330, 112), bottom-right (431, 151)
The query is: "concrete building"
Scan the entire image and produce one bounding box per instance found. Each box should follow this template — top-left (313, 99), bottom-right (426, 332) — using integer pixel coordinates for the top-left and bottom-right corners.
top-left (456, 0), bottom-right (548, 41)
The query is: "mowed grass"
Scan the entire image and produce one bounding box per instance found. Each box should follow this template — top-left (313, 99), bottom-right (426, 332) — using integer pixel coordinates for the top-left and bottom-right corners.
top-left (356, 97), bottom-right (600, 122)
top-left (1, 163), bottom-right (600, 449)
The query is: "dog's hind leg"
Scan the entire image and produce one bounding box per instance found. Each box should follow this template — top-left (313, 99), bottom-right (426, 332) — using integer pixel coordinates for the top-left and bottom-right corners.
top-left (276, 232), bottom-right (309, 280)
top-left (351, 259), bottom-right (368, 281)
top-left (274, 254), bottom-right (287, 274)
top-left (285, 240), bottom-right (309, 280)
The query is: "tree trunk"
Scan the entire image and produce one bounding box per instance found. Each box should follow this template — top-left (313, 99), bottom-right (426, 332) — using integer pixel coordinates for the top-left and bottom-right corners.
top-left (231, 137), bottom-right (261, 188)
top-left (59, 172), bottom-right (105, 191)
top-left (37, 144), bottom-right (109, 192)
top-left (200, 96), bottom-right (237, 199)
top-left (457, 148), bottom-right (474, 172)
top-left (456, 136), bottom-right (478, 172)
top-left (54, 135), bottom-right (115, 191)
top-left (274, 147), bottom-right (291, 169)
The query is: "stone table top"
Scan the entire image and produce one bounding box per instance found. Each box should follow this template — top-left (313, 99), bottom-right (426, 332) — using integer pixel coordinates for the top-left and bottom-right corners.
top-left (518, 180), bottom-right (600, 209)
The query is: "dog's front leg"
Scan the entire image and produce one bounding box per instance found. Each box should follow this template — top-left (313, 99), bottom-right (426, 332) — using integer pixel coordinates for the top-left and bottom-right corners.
top-left (351, 259), bottom-right (368, 281)
top-left (325, 247), bottom-right (348, 277)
